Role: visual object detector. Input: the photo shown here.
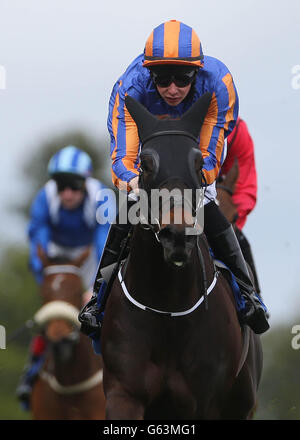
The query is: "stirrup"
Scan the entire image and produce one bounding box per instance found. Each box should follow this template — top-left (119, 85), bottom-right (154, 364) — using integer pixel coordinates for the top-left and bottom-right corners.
top-left (16, 361), bottom-right (39, 410)
top-left (78, 295), bottom-right (102, 338)
top-left (16, 383), bottom-right (32, 401)
top-left (16, 382), bottom-right (32, 411)
top-left (238, 288), bottom-right (269, 334)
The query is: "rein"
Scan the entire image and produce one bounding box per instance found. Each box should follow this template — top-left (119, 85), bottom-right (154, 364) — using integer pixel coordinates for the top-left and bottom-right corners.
top-left (216, 184), bottom-right (233, 197)
top-left (120, 129), bottom-right (219, 316)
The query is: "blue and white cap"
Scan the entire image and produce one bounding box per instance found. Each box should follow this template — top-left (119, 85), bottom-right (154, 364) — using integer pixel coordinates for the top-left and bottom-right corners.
top-left (48, 146), bottom-right (93, 178)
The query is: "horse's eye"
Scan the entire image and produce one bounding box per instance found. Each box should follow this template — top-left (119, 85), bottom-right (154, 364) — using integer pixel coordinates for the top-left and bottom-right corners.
top-left (141, 157), bottom-right (154, 173)
top-left (140, 149), bottom-right (159, 177)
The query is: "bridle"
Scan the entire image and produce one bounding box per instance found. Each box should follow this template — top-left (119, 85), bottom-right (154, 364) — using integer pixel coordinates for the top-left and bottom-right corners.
top-left (36, 264), bottom-right (103, 394)
top-left (138, 188), bottom-right (204, 243)
top-left (119, 130), bottom-right (219, 313)
top-left (138, 129), bottom-right (205, 242)
top-left (34, 264), bottom-right (84, 332)
top-left (216, 183), bottom-right (233, 197)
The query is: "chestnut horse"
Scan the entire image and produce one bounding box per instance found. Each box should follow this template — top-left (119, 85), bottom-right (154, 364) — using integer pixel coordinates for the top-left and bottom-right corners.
top-left (217, 161), bottom-right (261, 294)
top-left (31, 249), bottom-right (105, 419)
top-left (99, 94), bottom-right (263, 420)
top-left (217, 159), bottom-right (240, 225)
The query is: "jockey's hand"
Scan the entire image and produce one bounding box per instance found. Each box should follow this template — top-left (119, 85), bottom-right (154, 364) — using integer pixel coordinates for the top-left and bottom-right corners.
top-left (129, 176), bottom-right (139, 195)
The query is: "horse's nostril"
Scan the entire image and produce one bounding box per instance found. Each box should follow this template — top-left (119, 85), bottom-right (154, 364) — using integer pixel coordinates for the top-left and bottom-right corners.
top-left (169, 251), bottom-right (188, 268)
top-left (50, 332), bottom-right (79, 364)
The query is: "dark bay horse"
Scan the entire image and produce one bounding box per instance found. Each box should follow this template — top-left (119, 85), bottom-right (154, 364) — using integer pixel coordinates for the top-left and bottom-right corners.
top-left (100, 94), bottom-right (263, 420)
top-left (31, 248), bottom-right (105, 419)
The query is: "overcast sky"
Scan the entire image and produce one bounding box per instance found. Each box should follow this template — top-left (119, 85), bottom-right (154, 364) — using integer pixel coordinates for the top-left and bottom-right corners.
top-left (0, 0), bottom-right (299, 326)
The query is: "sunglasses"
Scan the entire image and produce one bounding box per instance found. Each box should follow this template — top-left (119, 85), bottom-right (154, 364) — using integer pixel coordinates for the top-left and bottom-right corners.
top-left (151, 69), bottom-right (197, 88)
top-left (55, 178), bottom-right (85, 192)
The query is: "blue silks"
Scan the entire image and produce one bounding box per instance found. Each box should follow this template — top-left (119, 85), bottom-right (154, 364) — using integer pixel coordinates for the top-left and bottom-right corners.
top-left (20, 355), bottom-right (46, 411)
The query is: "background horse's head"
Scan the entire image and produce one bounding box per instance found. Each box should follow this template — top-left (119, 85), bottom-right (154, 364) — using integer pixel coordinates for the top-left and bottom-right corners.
top-left (34, 247), bottom-right (90, 363)
top-left (217, 159), bottom-right (239, 224)
top-left (125, 93), bottom-right (211, 267)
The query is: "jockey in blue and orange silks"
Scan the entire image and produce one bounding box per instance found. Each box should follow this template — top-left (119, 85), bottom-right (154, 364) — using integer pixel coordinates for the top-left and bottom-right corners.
top-left (109, 23), bottom-right (236, 193)
top-left (79, 20), bottom-right (269, 338)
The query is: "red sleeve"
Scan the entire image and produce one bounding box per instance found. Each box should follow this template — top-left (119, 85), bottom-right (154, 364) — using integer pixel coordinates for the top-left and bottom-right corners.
top-left (221, 119), bottom-right (257, 229)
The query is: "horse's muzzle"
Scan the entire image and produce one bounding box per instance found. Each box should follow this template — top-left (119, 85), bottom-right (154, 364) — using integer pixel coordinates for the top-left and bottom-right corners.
top-left (158, 225), bottom-right (195, 268)
top-left (49, 331), bottom-right (79, 364)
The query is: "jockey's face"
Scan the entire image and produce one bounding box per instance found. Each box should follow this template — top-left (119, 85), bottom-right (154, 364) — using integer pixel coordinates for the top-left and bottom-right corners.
top-left (54, 174), bottom-right (86, 210)
top-left (59, 187), bottom-right (85, 210)
top-left (156, 82), bottom-right (192, 106)
top-left (150, 65), bottom-right (196, 106)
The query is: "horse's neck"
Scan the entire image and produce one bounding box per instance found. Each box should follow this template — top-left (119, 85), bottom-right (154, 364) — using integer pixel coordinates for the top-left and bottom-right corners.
top-left (125, 228), bottom-right (213, 312)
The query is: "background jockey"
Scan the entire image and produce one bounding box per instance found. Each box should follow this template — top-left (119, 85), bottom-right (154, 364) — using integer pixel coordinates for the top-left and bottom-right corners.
top-left (16, 145), bottom-right (115, 409)
top-left (79, 20), bottom-right (269, 338)
top-left (219, 117), bottom-right (261, 294)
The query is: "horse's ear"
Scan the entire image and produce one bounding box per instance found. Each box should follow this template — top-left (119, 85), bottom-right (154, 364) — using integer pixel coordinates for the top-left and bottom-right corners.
top-left (37, 245), bottom-right (50, 268)
top-left (125, 95), bottom-right (159, 142)
top-left (224, 158), bottom-right (239, 192)
top-left (73, 247), bottom-right (91, 267)
top-left (180, 92), bottom-right (212, 138)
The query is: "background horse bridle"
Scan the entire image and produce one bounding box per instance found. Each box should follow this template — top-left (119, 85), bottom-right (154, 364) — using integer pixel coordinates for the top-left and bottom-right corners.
top-left (34, 260), bottom-right (103, 395)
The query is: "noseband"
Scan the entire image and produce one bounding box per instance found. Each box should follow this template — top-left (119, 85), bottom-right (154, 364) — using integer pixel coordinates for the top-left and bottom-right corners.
top-left (43, 264), bottom-right (82, 277)
top-left (35, 264), bottom-right (83, 329)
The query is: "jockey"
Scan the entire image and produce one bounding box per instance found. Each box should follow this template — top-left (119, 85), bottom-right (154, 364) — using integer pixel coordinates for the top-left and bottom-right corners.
top-left (16, 145), bottom-right (114, 409)
top-left (219, 118), bottom-right (261, 294)
top-left (79, 20), bottom-right (269, 337)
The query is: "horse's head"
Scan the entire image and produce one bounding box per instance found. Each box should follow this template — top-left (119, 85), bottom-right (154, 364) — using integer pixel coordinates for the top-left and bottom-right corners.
top-left (34, 246), bottom-right (90, 363)
top-left (217, 159), bottom-right (239, 224)
top-left (125, 93), bottom-right (211, 267)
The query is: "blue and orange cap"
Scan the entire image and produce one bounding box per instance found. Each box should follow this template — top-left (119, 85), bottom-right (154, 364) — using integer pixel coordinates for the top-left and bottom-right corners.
top-left (143, 20), bottom-right (204, 68)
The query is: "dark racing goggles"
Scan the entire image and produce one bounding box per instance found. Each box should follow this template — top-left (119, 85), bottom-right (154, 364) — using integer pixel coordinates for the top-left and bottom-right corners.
top-left (150, 67), bottom-right (197, 88)
top-left (53, 174), bottom-right (86, 192)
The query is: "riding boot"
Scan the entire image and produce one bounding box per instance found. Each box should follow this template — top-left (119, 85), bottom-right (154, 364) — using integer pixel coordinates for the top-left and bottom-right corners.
top-left (204, 202), bottom-right (269, 334)
top-left (16, 335), bottom-right (46, 409)
top-left (79, 197), bottom-right (135, 337)
top-left (234, 226), bottom-right (261, 295)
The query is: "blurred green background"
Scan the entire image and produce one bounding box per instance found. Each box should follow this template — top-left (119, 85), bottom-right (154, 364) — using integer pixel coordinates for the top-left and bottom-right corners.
top-left (0, 131), bottom-right (300, 420)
